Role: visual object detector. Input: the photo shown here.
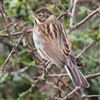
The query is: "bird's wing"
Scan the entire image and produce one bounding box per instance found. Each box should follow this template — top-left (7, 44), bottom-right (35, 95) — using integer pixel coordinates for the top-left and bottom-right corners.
top-left (37, 19), bottom-right (72, 57)
top-left (42, 41), bottom-right (66, 67)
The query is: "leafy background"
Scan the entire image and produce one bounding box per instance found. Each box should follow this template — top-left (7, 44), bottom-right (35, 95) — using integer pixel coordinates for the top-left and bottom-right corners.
top-left (0, 0), bottom-right (100, 100)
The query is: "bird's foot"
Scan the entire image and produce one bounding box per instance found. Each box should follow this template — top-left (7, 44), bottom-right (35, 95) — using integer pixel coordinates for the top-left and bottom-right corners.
top-left (67, 86), bottom-right (80, 97)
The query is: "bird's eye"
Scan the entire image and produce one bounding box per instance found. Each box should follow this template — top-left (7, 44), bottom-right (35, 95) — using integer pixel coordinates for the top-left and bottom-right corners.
top-left (40, 13), bottom-right (43, 17)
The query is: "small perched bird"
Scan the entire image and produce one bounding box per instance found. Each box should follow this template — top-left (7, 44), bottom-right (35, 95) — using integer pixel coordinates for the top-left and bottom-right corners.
top-left (32, 8), bottom-right (90, 89)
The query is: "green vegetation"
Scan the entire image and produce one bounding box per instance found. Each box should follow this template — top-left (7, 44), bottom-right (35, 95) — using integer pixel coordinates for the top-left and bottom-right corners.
top-left (0, 0), bottom-right (100, 99)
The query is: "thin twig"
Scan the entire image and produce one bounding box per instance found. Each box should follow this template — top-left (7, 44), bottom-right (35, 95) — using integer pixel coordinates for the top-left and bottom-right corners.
top-left (70, 0), bottom-right (77, 27)
top-left (48, 69), bottom-right (80, 97)
top-left (0, 21), bottom-right (22, 33)
top-left (0, 6), bottom-right (13, 41)
top-left (57, 10), bottom-right (71, 19)
top-left (83, 94), bottom-right (100, 98)
top-left (72, 7), bottom-right (100, 29)
top-left (76, 40), bottom-right (95, 58)
top-left (57, 0), bottom-right (73, 19)
top-left (1, 27), bottom-right (27, 74)
top-left (48, 73), bottom-right (68, 77)
top-left (86, 72), bottom-right (100, 79)
top-left (59, 78), bottom-right (80, 97)
top-left (57, 0), bottom-right (66, 10)
top-left (46, 80), bottom-right (65, 95)
top-left (0, 28), bottom-right (33, 37)
top-left (63, 87), bottom-right (80, 100)
top-left (19, 79), bottom-right (39, 98)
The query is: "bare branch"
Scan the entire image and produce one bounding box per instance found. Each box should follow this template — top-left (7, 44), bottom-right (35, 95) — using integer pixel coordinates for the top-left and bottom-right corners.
top-left (57, 0), bottom-right (66, 10)
top-left (0, 28), bottom-right (33, 37)
top-left (63, 87), bottom-right (81, 100)
top-left (0, 5), bottom-right (13, 41)
top-left (57, 0), bottom-right (73, 19)
top-left (46, 80), bottom-right (65, 95)
top-left (83, 94), bottom-right (100, 98)
top-left (86, 72), bottom-right (100, 79)
top-left (70, 0), bottom-right (78, 27)
top-left (72, 7), bottom-right (100, 29)
top-left (1, 27), bottom-right (27, 74)
top-left (57, 11), bottom-right (71, 19)
top-left (48, 73), bottom-right (68, 77)
top-left (76, 40), bottom-right (95, 58)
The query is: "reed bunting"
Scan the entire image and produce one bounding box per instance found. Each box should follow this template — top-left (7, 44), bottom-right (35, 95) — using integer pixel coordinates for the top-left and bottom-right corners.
top-left (32, 8), bottom-right (90, 88)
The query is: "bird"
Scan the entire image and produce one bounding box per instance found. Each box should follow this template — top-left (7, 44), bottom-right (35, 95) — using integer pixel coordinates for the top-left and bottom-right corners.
top-left (32, 8), bottom-right (90, 89)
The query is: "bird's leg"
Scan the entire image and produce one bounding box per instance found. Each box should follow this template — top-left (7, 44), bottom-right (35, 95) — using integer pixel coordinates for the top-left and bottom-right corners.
top-left (45, 61), bottom-right (53, 73)
top-left (80, 88), bottom-right (86, 99)
top-left (41, 60), bottom-right (52, 79)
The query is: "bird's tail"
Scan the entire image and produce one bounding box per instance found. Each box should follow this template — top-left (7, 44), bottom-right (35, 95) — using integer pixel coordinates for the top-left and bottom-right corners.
top-left (65, 56), bottom-right (90, 88)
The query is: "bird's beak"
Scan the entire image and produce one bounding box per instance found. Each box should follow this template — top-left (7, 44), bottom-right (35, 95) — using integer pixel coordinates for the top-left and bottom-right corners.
top-left (32, 13), bottom-right (42, 25)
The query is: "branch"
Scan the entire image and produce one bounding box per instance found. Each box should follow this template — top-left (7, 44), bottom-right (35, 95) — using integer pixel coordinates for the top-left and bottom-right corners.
top-left (83, 94), bottom-right (100, 98)
top-left (72, 7), bottom-right (100, 29)
top-left (57, 0), bottom-right (78, 21)
top-left (0, 28), bottom-right (33, 37)
top-left (47, 69), bottom-right (80, 97)
top-left (48, 73), bottom-right (68, 77)
top-left (86, 72), bottom-right (100, 79)
top-left (0, 4), bottom-right (13, 41)
top-left (46, 80), bottom-right (65, 95)
top-left (18, 74), bottom-right (40, 99)
top-left (57, 0), bottom-right (66, 10)
top-left (54, 87), bottom-right (81, 100)
top-left (1, 27), bottom-right (27, 75)
top-left (57, 0), bottom-right (73, 19)
top-left (57, 11), bottom-right (71, 19)
top-left (70, 0), bottom-right (78, 27)
top-left (76, 40), bottom-right (95, 58)
top-left (0, 21), bottom-right (22, 34)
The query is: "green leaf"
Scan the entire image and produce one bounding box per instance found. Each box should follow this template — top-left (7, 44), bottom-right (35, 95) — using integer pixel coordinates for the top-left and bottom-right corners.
top-left (0, 73), bottom-right (9, 84)
top-left (78, 6), bottom-right (89, 15)
top-left (19, 50), bottom-right (33, 63)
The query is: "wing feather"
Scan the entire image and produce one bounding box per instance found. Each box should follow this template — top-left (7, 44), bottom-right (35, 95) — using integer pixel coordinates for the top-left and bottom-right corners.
top-left (42, 41), bottom-right (65, 67)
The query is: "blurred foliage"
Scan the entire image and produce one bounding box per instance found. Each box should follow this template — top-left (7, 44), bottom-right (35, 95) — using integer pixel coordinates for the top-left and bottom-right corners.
top-left (0, 0), bottom-right (100, 100)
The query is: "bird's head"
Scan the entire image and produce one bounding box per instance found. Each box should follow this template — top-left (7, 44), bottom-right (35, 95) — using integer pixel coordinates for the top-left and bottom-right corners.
top-left (33, 8), bottom-right (54, 24)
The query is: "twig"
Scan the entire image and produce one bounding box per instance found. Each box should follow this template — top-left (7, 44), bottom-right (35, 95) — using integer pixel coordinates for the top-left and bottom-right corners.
top-left (0, 21), bottom-right (22, 33)
top-left (54, 97), bottom-right (63, 100)
top-left (0, 28), bottom-right (33, 37)
top-left (57, 0), bottom-right (66, 10)
top-left (46, 80), bottom-right (65, 95)
top-left (1, 27), bottom-right (27, 74)
top-left (72, 7), bottom-right (100, 29)
top-left (57, 0), bottom-right (73, 19)
top-left (70, 0), bottom-right (77, 27)
top-left (0, 6), bottom-right (13, 41)
top-left (86, 72), bottom-right (100, 79)
top-left (47, 69), bottom-right (80, 97)
top-left (76, 40), bottom-right (95, 58)
top-left (68, 0), bottom-right (73, 11)
top-left (48, 73), bottom-right (68, 77)
top-left (19, 79), bottom-right (39, 98)
top-left (83, 94), bottom-right (100, 98)
top-left (57, 11), bottom-right (71, 19)
top-left (62, 87), bottom-right (80, 100)
top-left (59, 78), bottom-right (80, 97)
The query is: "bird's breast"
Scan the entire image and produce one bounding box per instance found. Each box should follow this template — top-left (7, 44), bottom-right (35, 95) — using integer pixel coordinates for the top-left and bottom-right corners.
top-left (33, 29), bottom-right (48, 59)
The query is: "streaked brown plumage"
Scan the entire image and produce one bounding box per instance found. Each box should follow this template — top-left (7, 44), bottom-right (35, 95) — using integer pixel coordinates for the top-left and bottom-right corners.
top-left (33, 8), bottom-right (90, 88)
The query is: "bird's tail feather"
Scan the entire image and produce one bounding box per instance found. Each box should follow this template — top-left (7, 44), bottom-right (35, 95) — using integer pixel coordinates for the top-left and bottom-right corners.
top-left (65, 57), bottom-right (90, 88)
